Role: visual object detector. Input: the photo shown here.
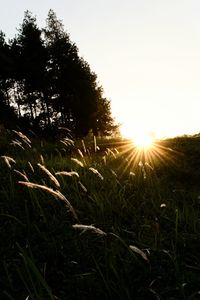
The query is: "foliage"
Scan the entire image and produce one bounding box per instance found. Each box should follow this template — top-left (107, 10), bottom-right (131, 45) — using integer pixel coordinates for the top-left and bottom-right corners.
top-left (0, 131), bottom-right (200, 299)
top-left (0, 11), bottom-right (116, 138)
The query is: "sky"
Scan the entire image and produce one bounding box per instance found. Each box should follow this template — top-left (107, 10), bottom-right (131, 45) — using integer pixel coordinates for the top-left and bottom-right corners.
top-left (1, 0), bottom-right (200, 139)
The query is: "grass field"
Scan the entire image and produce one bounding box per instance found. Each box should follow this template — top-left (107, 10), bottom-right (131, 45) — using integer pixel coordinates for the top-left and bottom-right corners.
top-left (0, 130), bottom-right (200, 300)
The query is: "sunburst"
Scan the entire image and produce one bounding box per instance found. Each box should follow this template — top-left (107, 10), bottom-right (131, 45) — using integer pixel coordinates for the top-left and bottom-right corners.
top-left (132, 133), bottom-right (154, 150)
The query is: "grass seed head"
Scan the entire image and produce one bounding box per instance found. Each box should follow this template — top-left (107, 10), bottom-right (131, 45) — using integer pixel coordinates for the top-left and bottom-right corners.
top-left (12, 130), bottom-right (31, 147)
top-left (1, 156), bottom-right (16, 168)
top-left (71, 158), bottom-right (84, 167)
top-left (10, 139), bottom-right (25, 150)
top-left (72, 224), bottom-right (106, 236)
top-left (114, 148), bottom-right (119, 154)
top-left (106, 148), bottom-right (116, 158)
top-left (89, 167), bottom-right (104, 180)
top-left (77, 148), bottom-right (84, 158)
top-left (138, 161), bottom-right (143, 167)
top-left (129, 171), bottom-right (136, 176)
top-left (78, 181), bottom-right (87, 192)
top-left (18, 181), bottom-right (78, 220)
top-left (102, 156), bottom-right (106, 165)
top-left (60, 136), bottom-right (74, 146)
top-left (39, 155), bottom-right (44, 164)
top-left (14, 169), bottom-right (29, 182)
top-left (28, 162), bottom-right (34, 172)
top-left (129, 245), bottom-right (149, 262)
top-left (37, 163), bottom-right (60, 188)
top-left (55, 171), bottom-right (79, 178)
top-left (145, 162), bottom-right (154, 170)
top-left (81, 139), bottom-right (87, 153)
top-left (94, 135), bottom-right (97, 152)
top-left (110, 169), bottom-right (117, 177)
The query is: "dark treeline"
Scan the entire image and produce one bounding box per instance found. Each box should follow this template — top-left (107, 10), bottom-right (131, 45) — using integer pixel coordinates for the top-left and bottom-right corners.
top-left (0, 10), bottom-right (117, 138)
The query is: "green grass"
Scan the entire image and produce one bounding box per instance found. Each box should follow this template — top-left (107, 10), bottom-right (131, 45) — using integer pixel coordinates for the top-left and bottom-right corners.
top-left (0, 130), bottom-right (200, 299)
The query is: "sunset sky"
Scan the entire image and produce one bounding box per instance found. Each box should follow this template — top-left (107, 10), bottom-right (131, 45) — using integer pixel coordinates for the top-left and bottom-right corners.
top-left (1, 0), bottom-right (200, 138)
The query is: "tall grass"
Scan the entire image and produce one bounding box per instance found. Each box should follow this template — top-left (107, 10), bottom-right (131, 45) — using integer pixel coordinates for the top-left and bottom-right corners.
top-left (0, 131), bottom-right (200, 299)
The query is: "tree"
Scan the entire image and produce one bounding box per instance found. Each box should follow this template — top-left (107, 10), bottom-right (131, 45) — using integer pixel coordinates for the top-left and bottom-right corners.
top-left (0, 10), bottom-right (117, 137)
top-left (44, 10), bottom-right (116, 137)
top-left (93, 93), bottom-right (117, 136)
top-left (0, 31), bottom-right (13, 107)
top-left (12, 11), bottom-right (47, 126)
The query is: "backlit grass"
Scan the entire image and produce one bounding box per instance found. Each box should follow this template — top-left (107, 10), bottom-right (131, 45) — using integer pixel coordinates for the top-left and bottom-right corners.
top-left (0, 130), bottom-right (200, 299)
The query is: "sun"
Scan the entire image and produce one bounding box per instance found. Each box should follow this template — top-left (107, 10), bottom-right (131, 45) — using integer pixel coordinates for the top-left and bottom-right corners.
top-left (121, 125), bottom-right (155, 150)
top-left (133, 133), bottom-right (154, 149)
top-left (120, 123), bottom-right (157, 151)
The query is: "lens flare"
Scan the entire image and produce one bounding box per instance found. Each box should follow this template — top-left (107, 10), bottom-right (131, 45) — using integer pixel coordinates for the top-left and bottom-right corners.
top-left (120, 125), bottom-right (155, 150)
top-left (133, 133), bottom-right (154, 150)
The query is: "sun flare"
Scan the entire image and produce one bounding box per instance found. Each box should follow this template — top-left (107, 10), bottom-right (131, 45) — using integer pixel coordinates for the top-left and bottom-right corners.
top-left (133, 133), bottom-right (154, 149)
top-left (121, 125), bottom-right (155, 150)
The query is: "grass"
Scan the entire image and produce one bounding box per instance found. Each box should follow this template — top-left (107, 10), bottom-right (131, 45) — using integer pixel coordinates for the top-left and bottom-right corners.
top-left (0, 130), bottom-right (200, 299)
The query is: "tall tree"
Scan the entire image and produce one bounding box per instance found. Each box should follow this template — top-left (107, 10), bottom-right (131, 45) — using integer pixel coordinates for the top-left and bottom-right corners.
top-left (0, 31), bottom-right (12, 106)
top-left (13, 11), bottom-right (47, 125)
top-left (0, 10), bottom-right (117, 137)
top-left (44, 10), bottom-right (113, 137)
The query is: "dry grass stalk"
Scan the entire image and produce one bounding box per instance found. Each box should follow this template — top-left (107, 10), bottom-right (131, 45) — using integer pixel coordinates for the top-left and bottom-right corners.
top-left (145, 162), bottom-right (154, 170)
top-left (72, 224), bottom-right (106, 236)
top-left (55, 171), bottom-right (79, 178)
top-left (40, 155), bottom-right (44, 164)
top-left (12, 130), bottom-right (31, 147)
top-left (14, 169), bottom-right (29, 181)
top-left (71, 158), bottom-right (84, 167)
top-left (114, 148), bottom-right (119, 154)
top-left (78, 181), bottom-right (87, 192)
top-left (28, 162), bottom-right (34, 173)
top-left (60, 137), bottom-right (74, 147)
top-left (138, 161), bottom-right (143, 167)
top-left (129, 171), bottom-right (136, 176)
top-left (102, 156), bottom-right (106, 165)
top-left (10, 139), bottom-right (25, 150)
top-left (89, 167), bottom-right (104, 180)
top-left (106, 148), bottom-right (116, 158)
top-left (93, 135), bottom-right (97, 152)
top-left (129, 245), bottom-right (149, 262)
top-left (64, 137), bottom-right (74, 145)
top-left (81, 139), bottom-right (87, 153)
top-left (77, 149), bottom-right (84, 158)
top-left (1, 156), bottom-right (16, 168)
top-left (18, 181), bottom-right (78, 220)
top-left (37, 163), bottom-right (60, 188)
top-left (110, 169), bottom-right (117, 177)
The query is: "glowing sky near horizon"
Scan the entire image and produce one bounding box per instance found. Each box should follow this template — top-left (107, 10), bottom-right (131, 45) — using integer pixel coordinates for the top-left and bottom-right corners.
top-left (1, 0), bottom-right (200, 138)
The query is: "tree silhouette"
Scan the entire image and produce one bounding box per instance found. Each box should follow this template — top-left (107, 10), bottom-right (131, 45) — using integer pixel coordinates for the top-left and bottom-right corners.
top-left (12, 11), bottom-right (47, 127)
top-left (0, 31), bottom-right (12, 107)
top-left (44, 10), bottom-right (100, 136)
top-left (0, 10), bottom-right (117, 138)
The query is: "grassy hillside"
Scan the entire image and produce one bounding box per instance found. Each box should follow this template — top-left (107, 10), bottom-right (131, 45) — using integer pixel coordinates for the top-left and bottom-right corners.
top-left (0, 130), bottom-right (200, 299)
